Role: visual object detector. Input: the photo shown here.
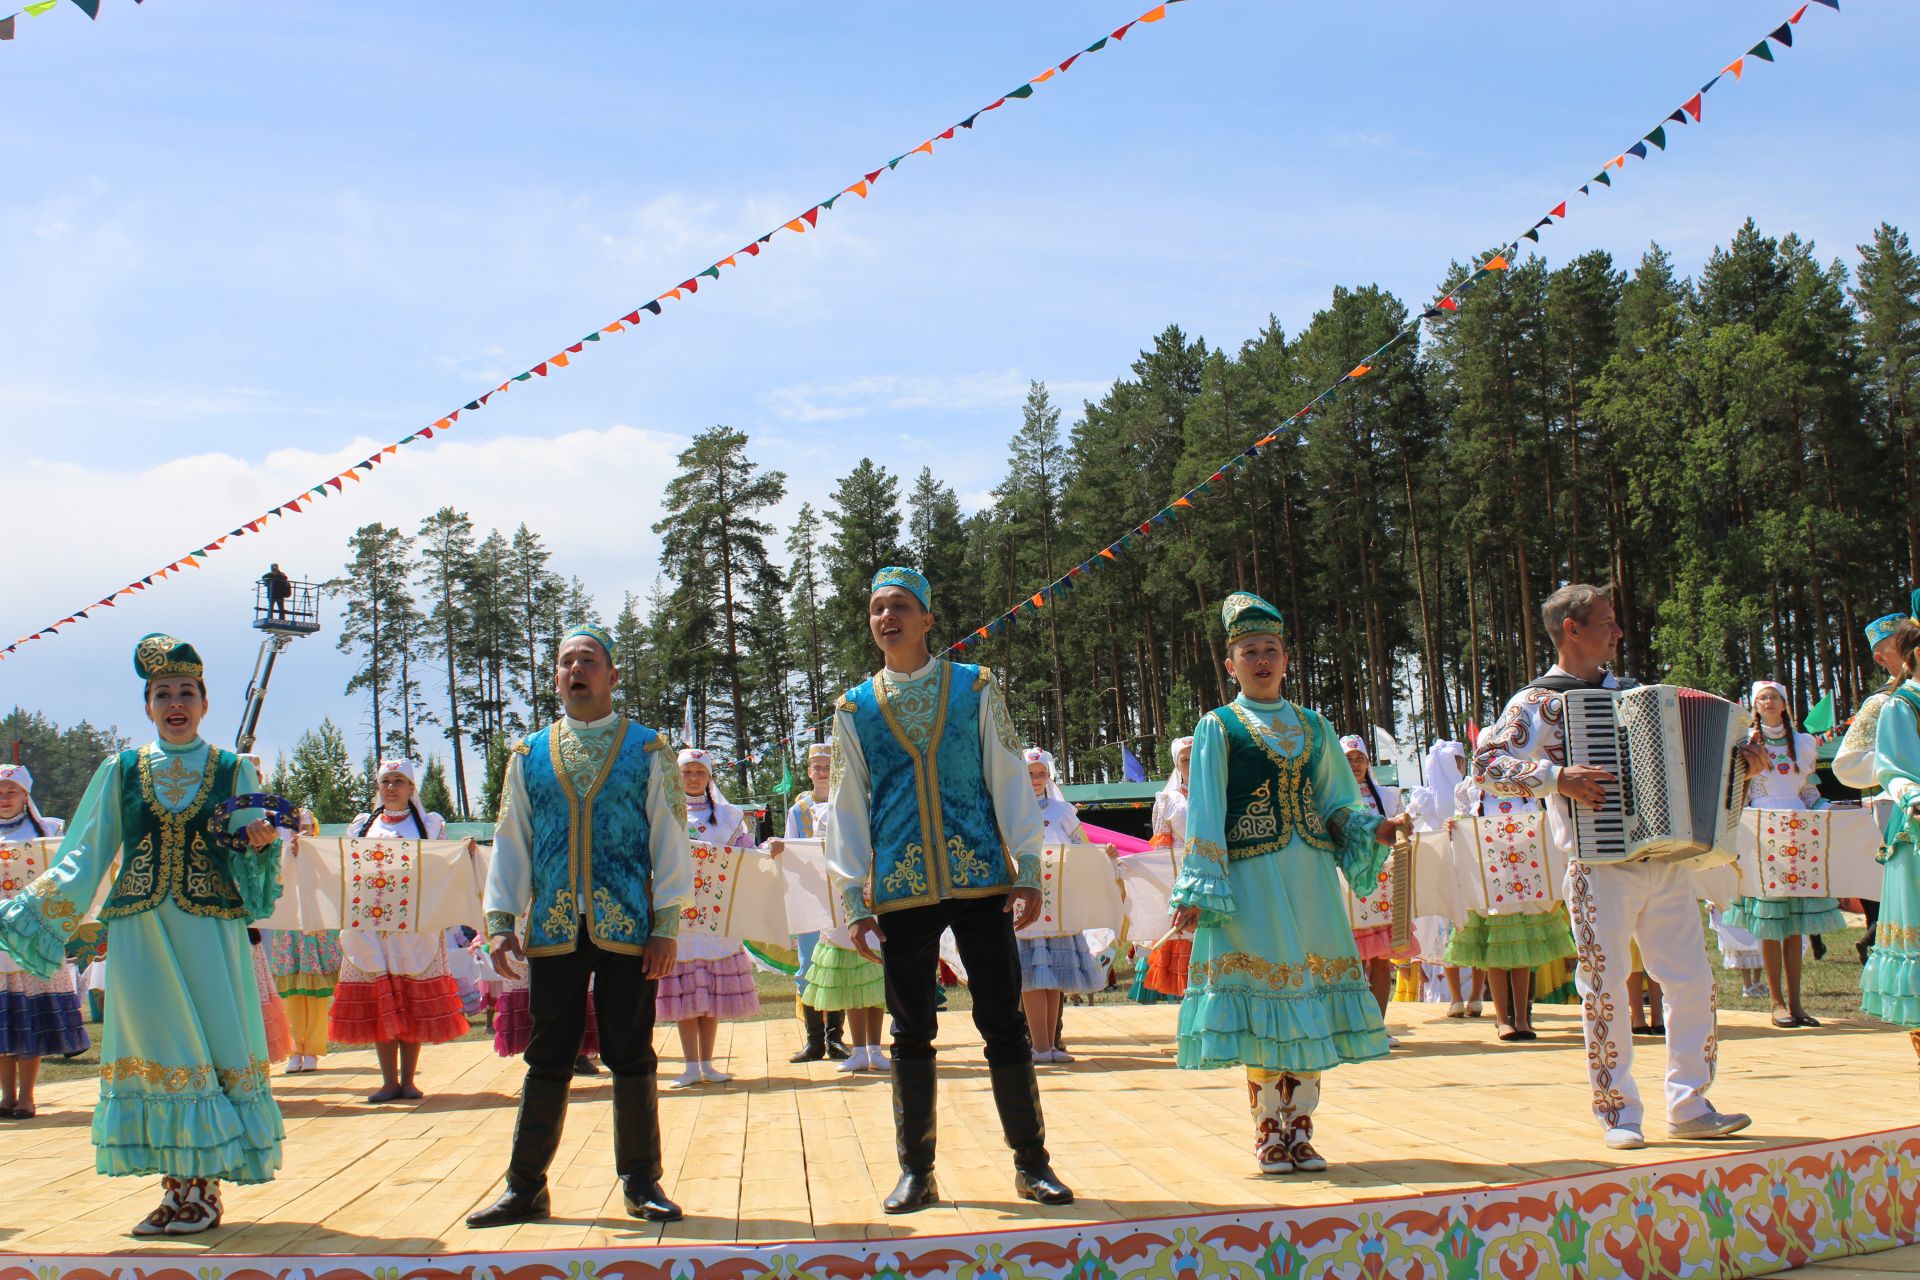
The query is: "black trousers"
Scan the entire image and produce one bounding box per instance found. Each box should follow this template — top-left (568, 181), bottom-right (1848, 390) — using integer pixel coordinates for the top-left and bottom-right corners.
top-left (879, 893), bottom-right (1033, 1065)
top-left (525, 932), bottom-right (658, 1080)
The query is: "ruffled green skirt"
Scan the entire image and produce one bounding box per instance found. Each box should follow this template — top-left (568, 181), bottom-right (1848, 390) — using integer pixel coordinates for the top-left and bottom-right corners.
top-left (1725, 895), bottom-right (1848, 942)
top-left (1863, 839), bottom-right (1920, 1025)
top-left (1443, 902), bottom-right (1577, 970)
top-left (1176, 844), bottom-right (1388, 1073)
top-left (799, 940), bottom-right (885, 1011)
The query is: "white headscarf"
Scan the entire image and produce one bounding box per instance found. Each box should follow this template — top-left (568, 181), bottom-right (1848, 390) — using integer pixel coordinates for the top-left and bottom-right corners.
top-left (1750, 681), bottom-right (1795, 733)
top-left (376, 758), bottom-right (418, 785)
top-left (1160, 736), bottom-right (1194, 802)
top-left (680, 746), bottom-right (747, 843)
top-left (0, 763), bottom-right (49, 833)
top-left (1410, 739), bottom-right (1470, 832)
top-left (1023, 747), bottom-right (1066, 803)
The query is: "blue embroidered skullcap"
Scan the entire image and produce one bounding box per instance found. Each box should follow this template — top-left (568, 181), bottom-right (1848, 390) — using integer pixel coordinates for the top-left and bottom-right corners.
top-left (1865, 613), bottom-right (1906, 648)
top-left (561, 623), bottom-right (614, 658)
top-left (870, 566), bottom-right (931, 610)
top-left (1220, 592), bottom-right (1285, 643)
top-left (134, 633), bottom-right (204, 683)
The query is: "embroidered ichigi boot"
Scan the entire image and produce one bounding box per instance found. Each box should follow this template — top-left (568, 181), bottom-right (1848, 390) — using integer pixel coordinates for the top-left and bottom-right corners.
top-left (165, 1178), bottom-right (223, 1235)
top-left (1284, 1072), bottom-right (1328, 1173)
top-left (1248, 1070), bottom-right (1292, 1174)
top-left (131, 1176), bottom-right (184, 1237)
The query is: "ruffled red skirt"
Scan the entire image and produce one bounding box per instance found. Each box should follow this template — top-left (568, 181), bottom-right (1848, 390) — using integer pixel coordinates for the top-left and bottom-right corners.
top-left (328, 973), bottom-right (470, 1046)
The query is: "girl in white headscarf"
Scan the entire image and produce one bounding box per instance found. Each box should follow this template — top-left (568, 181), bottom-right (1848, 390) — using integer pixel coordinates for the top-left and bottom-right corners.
top-left (1340, 737), bottom-right (1406, 1046)
top-left (0, 763), bottom-right (85, 1118)
top-left (1724, 681), bottom-right (1842, 1029)
top-left (1018, 749), bottom-right (1104, 1063)
top-left (1134, 737), bottom-right (1194, 1004)
top-left (1413, 741), bottom-right (1483, 1017)
top-left (330, 759), bottom-right (470, 1102)
top-left (666, 749), bottom-right (770, 1087)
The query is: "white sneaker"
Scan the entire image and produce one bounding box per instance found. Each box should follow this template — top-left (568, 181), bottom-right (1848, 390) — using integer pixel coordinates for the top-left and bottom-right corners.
top-left (836, 1047), bottom-right (867, 1073)
top-left (1604, 1125), bottom-right (1646, 1150)
top-left (865, 1046), bottom-right (890, 1072)
top-left (670, 1063), bottom-right (704, 1088)
top-left (1385, 1034), bottom-right (1401, 1049)
top-left (1669, 1108), bottom-right (1752, 1140)
top-left (1050, 1047), bottom-right (1075, 1064)
top-left (701, 1060), bottom-right (734, 1084)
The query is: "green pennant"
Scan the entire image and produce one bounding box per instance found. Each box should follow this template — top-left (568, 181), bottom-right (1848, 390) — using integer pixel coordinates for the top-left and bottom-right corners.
top-left (1593, 171), bottom-right (1612, 187)
top-left (1804, 692), bottom-right (1835, 735)
top-left (820, 193), bottom-right (840, 210)
top-left (1645, 125), bottom-right (1667, 150)
top-left (1747, 40), bottom-right (1775, 62)
top-left (1006, 84), bottom-right (1035, 99)
top-left (775, 755), bottom-right (795, 797)
top-left (1523, 229), bottom-right (1541, 242)
top-left (1084, 36), bottom-right (1107, 52)
top-left (698, 266), bottom-right (720, 280)
top-left (513, 372), bottom-right (533, 382)
top-left (583, 331), bottom-right (601, 341)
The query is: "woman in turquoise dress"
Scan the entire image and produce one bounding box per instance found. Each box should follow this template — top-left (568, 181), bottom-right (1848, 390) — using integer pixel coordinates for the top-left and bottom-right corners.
top-left (1170, 593), bottom-right (1410, 1176)
top-left (0, 634), bottom-right (283, 1236)
top-left (1862, 616), bottom-right (1920, 1061)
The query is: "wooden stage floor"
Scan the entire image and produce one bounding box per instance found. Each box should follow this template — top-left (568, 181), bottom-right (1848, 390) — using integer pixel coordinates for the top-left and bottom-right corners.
top-left (3, 1001), bottom-right (1917, 1257)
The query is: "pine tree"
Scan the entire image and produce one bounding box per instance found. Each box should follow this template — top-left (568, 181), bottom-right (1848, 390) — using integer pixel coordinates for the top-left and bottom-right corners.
top-left (416, 507), bottom-right (476, 817)
top-left (785, 504), bottom-right (832, 723)
top-left (508, 524), bottom-right (563, 731)
top-left (325, 522), bottom-right (419, 760)
top-left (0, 708), bottom-right (128, 821)
top-left (823, 459), bottom-right (907, 684)
top-left (418, 756), bottom-right (455, 816)
top-left (283, 719), bottom-right (363, 824)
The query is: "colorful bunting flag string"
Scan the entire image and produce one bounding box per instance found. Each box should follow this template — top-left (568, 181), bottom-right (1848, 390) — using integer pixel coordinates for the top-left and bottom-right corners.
top-left (0, 0), bottom-right (131, 45)
top-left (719, 0), bottom-right (1840, 769)
top-left (1, 1), bottom-right (1187, 661)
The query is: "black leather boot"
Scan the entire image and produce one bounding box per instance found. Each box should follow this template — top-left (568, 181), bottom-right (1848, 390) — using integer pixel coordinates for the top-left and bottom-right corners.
top-left (467, 1075), bottom-right (569, 1226)
top-left (613, 1071), bottom-right (682, 1221)
top-left (790, 1005), bottom-right (828, 1063)
top-left (988, 1059), bottom-right (1073, 1206)
top-left (883, 1056), bottom-right (938, 1214)
top-left (824, 1010), bottom-right (851, 1061)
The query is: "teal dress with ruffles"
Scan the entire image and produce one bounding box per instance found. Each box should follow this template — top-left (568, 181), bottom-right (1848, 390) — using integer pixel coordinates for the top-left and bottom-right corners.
top-left (1171, 695), bottom-right (1390, 1073)
top-left (1863, 683), bottom-right (1920, 1024)
top-left (0, 739), bottom-right (283, 1182)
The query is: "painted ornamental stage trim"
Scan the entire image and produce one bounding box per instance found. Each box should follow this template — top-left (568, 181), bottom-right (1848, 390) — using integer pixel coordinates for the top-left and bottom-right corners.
top-left (5, 1126), bottom-right (1917, 1280)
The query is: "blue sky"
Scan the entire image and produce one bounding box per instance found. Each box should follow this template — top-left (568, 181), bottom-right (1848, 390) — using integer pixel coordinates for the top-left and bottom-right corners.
top-left (3, 0), bottom-right (1914, 777)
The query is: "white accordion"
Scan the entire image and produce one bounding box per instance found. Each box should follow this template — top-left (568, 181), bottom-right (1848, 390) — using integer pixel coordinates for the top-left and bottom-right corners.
top-left (1562, 684), bottom-right (1752, 867)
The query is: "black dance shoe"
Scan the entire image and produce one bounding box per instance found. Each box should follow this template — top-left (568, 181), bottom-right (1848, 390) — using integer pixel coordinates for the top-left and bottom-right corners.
top-left (466, 1185), bottom-right (550, 1228)
top-left (883, 1170), bottom-right (938, 1214)
top-left (622, 1177), bottom-right (683, 1222)
top-left (1014, 1165), bottom-right (1074, 1206)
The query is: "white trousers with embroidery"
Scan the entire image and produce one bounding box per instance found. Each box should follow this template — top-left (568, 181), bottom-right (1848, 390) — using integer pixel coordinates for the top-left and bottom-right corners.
top-left (1565, 859), bottom-right (1718, 1130)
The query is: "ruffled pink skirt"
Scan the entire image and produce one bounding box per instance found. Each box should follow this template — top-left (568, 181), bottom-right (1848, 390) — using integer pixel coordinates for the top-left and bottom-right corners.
top-left (1352, 924), bottom-right (1405, 963)
top-left (655, 951), bottom-right (760, 1022)
top-left (492, 987), bottom-right (601, 1058)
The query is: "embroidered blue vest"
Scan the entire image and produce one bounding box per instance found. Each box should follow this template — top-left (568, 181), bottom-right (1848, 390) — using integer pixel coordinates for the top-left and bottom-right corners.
top-left (521, 718), bottom-right (661, 956)
top-left (846, 661), bottom-right (1011, 913)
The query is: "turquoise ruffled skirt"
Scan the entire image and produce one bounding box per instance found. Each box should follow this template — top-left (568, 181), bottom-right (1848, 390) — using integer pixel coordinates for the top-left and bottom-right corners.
top-left (1724, 895), bottom-right (1848, 942)
top-left (94, 902), bottom-right (283, 1182)
top-left (1177, 844), bottom-right (1389, 1073)
top-left (1863, 838), bottom-right (1920, 1025)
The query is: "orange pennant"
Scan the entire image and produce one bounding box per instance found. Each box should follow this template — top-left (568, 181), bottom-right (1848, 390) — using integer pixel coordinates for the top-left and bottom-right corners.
top-left (846, 180), bottom-right (869, 198)
top-left (719, 255), bottom-right (737, 269)
top-left (1031, 592), bottom-right (1046, 608)
top-left (383, 445), bottom-right (397, 456)
top-left (550, 352), bottom-right (570, 368)
top-left (664, 288), bottom-right (684, 300)
top-left (1348, 364), bottom-right (1372, 379)
top-left (434, 417), bottom-right (452, 429)
top-left (344, 470), bottom-right (362, 482)
top-left (784, 219), bottom-right (807, 234)
top-left (1485, 255), bottom-right (1509, 270)
top-left (603, 322), bottom-right (626, 334)
top-left (1140, 3), bottom-right (1167, 19)
top-left (1100, 548), bottom-right (1117, 561)
top-left (1173, 497), bottom-right (1193, 508)
top-left (910, 140), bottom-right (933, 156)
top-left (1031, 68), bottom-right (1056, 84)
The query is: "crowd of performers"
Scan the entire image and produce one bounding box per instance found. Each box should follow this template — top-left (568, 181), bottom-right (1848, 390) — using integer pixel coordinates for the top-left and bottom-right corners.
top-left (5, 573), bottom-right (1920, 1235)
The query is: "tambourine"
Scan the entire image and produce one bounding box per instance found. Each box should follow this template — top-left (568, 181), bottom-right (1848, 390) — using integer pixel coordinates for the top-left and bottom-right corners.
top-left (206, 793), bottom-right (297, 850)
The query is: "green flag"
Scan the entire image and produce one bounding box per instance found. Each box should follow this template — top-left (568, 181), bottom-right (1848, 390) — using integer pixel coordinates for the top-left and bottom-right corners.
top-left (775, 755), bottom-right (795, 797)
top-left (1804, 692), bottom-right (1835, 735)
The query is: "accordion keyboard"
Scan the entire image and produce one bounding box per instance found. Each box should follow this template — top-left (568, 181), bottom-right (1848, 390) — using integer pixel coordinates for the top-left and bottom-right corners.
top-left (1563, 688), bottom-right (1629, 862)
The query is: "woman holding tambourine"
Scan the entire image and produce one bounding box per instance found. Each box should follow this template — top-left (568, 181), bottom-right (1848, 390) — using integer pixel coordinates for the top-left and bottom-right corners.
top-left (0, 634), bottom-right (285, 1236)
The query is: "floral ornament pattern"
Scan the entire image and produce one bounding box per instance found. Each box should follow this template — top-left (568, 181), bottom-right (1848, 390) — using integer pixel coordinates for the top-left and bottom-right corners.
top-left (1474, 809), bottom-right (1552, 911)
top-left (11, 1127), bottom-right (1913, 1280)
top-left (344, 838), bottom-right (416, 931)
top-left (0, 837), bottom-right (51, 901)
top-left (1755, 809), bottom-right (1830, 897)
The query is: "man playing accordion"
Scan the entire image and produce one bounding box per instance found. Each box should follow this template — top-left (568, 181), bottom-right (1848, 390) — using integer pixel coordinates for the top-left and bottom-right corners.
top-left (1473, 584), bottom-right (1764, 1151)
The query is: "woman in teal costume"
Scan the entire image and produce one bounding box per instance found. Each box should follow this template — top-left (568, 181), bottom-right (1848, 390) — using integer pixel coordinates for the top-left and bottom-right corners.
top-left (1170, 593), bottom-right (1410, 1176)
top-left (1863, 614), bottom-right (1920, 1061)
top-left (0, 634), bottom-right (282, 1236)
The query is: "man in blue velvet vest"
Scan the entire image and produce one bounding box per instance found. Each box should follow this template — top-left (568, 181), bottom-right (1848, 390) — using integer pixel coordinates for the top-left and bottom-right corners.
top-left (469, 624), bottom-right (693, 1227)
top-left (826, 567), bottom-right (1074, 1214)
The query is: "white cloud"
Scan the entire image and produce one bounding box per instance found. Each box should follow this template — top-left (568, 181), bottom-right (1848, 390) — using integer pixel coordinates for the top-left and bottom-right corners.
top-left (759, 370), bottom-right (1106, 423)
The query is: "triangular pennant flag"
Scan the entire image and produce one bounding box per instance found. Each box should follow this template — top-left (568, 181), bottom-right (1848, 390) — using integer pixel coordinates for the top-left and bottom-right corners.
top-left (344, 470), bottom-right (362, 482)
top-left (1700, 74), bottom-right (1721, 94)
top-left (644, 300), bottom-right (663, 314)
top-left (663, 288), bottom-right (683, 300)
top-left (957, 113), bottom-right (979, 129)
top-left (980, 98), bottom-right (1007, 114)
top-left (0, 16), bottom-right (15, 39)
top-left (679, 279), bottom-right (699, 293)
top-left (1084, 36), bottom-right (1108, 52)
top-left (23, 1), bottom-right (57, 14)
top-left (1110, 20), bottom-right (1136, 40)
top-left (864, 168), bottom-right (884, 184)
top-left (585, 329), bottom-right (605, 340)
top-left (937, 126), bottom-right (955, 141)
top-left (1769, 21), bottom-right (1792, 47)
top-left (1533, 217), bottom-right (1552, 230)
top-left (1005, 84), bottom-right (1034, 99)
top-left (1058, 53), bottom-right (1080, 73)
top-left (784, 218), bottom-right (808, 233)
top-left (620, 311), bottom-right (641, 325)
top-left (719, 255), bottom-right (737, 268)
top-left (513, 371), bottom-right (532, 382)
top-left (549, 353), bottom-right (570, 368)
top-left (67, 0), bottom-right (99, 15)
top-left (1668, 108), bottom-right (1688, 125)
top-left (532, 362), bottom-right (549, 377)
top-left (1348, 364), bottom-right (1372, 379)
top-left (1173, 496), bottom-right (1193, 508)
top-left (1550, 201), bottom-right (1567, 219)
top-left (1627, 141), bottom-right (1648, 160)
top-left (1484, 254), bottom-right (1509, 270)
top-left (1788, 3), bottom-right (1809, 20)
top-left (1747, 40), bottom-right (1775, 62)
top-left (846, 180), bottom-right (869, 198)
top-left (565, 342), bottom-right (584, 353)
top-left (1594, 170), bottom-right (1612, 186)
top-left (1140, 3), bottom-right (1168, 21)
top-left (1523, 229), bottom-right (1541, 243)
top-left (434, 417), bottom-right (452, 428)
top-left (326, 477), bottom-right (343, 492)
top-left (1439, 296), bottom-right (1459, 311)
top-left (1030, 69), bottom-right (1055, 85)
top-left (698, 265), bottom-right (720, 280)
top-left (1645, 126), bottom-right (1666, 150)
top-left (1682, 92), bottom-right (1703, 121)
top-left (1100, 548), bottom-right (1117, 561)
top-left (802, 207), bottom-right (820, 226)
top-left (1724, 58), bottom-right (1745, 80)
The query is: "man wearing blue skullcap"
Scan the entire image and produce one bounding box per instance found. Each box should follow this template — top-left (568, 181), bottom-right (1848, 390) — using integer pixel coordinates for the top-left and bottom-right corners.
top-left (471, 622), bottom-right (694, 1226)
top-left (825, 566), bottom-right (1072, 1213)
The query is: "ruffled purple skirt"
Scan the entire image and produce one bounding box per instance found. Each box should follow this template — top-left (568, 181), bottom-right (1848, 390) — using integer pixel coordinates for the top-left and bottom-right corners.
top-left (655, 951), bottom-right (761, 1022)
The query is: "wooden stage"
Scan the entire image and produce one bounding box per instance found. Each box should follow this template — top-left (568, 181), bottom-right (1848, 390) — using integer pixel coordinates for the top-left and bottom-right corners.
top-left (4, 1001), bottom-right (1920, 1277)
